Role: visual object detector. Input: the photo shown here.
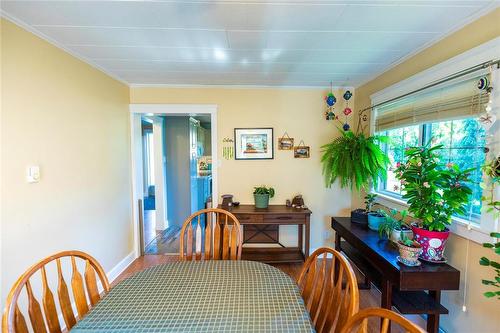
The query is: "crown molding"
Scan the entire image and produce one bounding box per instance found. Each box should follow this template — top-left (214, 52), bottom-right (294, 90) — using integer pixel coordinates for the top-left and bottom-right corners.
top-left (129, 83), bottom-right (354, 90)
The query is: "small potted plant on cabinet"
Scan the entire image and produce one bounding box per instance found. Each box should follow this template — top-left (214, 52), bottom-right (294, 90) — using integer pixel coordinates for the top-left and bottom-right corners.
top-left (397, 233), bottom-right (422, 266)
top-left (378, 209), bottom-right (413, 243)
top-left (367, 209), bottom-right (386, 231)
top-left (351, 193), bottom-right (378, 225)
top-left (253, 186), bottom-right (275, 209)
top-left (395, 143), bottom-right (473, 262)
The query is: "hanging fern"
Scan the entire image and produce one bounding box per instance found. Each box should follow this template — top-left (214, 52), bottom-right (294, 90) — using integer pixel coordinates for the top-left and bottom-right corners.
top-left (321, 130), bottom-right (390, 191)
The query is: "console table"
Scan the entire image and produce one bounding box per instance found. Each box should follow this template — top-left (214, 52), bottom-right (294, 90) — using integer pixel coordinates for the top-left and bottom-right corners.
top-left (331, 217), bottom-right (460, 333)
top-left (219, 205), bottom-right (311, 263)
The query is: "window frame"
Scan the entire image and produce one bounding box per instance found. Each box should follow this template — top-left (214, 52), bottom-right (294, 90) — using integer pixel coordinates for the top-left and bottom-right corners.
top-left (368, 38), bottom-right (499, 244)
top-left (376, 120), bottom-right (484, 223)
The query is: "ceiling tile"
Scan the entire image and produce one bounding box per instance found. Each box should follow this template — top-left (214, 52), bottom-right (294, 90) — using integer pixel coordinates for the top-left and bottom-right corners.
top-left (1, 0), bottom-right (496, 86)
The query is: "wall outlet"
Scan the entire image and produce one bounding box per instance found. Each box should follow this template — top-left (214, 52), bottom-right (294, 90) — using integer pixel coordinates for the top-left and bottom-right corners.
top-left (323, 230), bottom-right (330, 240)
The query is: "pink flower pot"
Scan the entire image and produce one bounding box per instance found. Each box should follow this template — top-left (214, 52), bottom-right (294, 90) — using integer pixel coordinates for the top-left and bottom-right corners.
top-left (411, 225), bottom-right (450, 262)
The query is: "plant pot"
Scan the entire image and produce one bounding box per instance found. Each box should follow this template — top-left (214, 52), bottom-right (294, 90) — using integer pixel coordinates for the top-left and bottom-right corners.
top-left (351, 209), bottom-right (368, 225)
top-left (367, 213), bottom-right (386, 231)
top-left (390, 228), bottom-right (413, 243)
top-left (411, 225), bottom-right (450, 262)
top-left (397, 241), bottom-right (422, 266)
top-left (254, 194), bottom-right (270, 209)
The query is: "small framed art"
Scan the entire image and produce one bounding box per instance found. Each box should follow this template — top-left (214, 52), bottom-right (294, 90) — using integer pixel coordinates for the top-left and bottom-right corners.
top-left (294, 140), bottom-right (310, 158)
top-left (234, 128), bottom-right (274, 160)
top-left (278, 132), bottom-right (294, 150)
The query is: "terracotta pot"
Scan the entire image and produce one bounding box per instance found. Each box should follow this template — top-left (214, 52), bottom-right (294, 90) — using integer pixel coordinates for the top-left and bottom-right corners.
top-left (390, 228), bottom-right (413, 243)
top-left (397, 241), bottom-right (422, 265)
top-left (411, 225), bottom-right (450, 262)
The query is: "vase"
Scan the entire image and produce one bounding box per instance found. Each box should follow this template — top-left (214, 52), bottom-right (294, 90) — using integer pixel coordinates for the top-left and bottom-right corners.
top-left (397, 241), bottom-right (422, 266)
top-left (254, 194), bottom-right (270, 209)
top-left (411, 225), bottom-right (450, 262)
top-left (390, 228), bottom-right (413, 243)
top-left (367, 213), bottom-right (385, 231)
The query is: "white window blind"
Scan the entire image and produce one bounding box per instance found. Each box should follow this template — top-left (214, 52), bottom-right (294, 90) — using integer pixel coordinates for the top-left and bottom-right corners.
top-left (374, 70), bottom-right (491, 132)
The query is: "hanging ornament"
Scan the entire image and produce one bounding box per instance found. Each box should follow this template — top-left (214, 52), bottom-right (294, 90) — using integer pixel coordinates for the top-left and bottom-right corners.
top-left (343, 90), bottom-right (352, 101)
top-left (479, 112), bottom-right (496, 131)
top-left (477, 76), bottom-right (490, 91)
top-left (343, 107), bottom-right (352, 116)
top-left (343, 123), bottom-right (350, 131)
top-left (325, 92), bottom-right (336, 106)
top-left (324, 82), bottom-right (337, 121)
top-left (325, 111), bottom-right (335, 120)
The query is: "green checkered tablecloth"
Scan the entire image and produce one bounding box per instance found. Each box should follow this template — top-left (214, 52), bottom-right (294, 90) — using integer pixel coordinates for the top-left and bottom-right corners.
top-left (71, 260), bottom-right (314, 333)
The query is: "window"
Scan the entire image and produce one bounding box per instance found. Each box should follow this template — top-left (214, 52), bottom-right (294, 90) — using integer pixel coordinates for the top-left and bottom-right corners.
top-left (378, 118), bottom-right (486, 222)
top-left (372, 67), bottom-right (494, 226)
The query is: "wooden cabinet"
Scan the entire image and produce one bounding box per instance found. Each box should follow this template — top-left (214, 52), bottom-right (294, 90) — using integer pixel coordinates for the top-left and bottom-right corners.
top-left (219, 205), bottom-right (311, 264)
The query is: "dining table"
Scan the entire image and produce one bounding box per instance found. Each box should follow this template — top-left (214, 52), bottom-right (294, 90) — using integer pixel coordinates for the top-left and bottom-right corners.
top-left (71, 260), bottom-right (314, 332)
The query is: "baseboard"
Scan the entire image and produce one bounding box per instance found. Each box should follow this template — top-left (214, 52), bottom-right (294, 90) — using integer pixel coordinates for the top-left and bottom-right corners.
top-left (107, 250), bottom-right (138, 283)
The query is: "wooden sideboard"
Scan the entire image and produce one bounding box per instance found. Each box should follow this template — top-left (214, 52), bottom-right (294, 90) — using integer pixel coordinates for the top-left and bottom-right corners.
top-left (331, 217), bottom-right (460, 333)
top-left (219, 205), bottom-right (311, 264)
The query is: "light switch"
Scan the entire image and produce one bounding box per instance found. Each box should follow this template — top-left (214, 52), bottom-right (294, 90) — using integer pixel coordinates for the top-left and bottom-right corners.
top-left (27, 166), bottom-right (40, 183)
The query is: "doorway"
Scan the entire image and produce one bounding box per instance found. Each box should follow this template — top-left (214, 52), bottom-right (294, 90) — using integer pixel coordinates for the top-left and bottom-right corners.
top-left (130, 104), bottom-right (218, 256)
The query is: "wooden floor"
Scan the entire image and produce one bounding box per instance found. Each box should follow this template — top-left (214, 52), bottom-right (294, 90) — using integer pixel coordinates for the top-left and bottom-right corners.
top-left (115, 255), bottom-right (427, 332)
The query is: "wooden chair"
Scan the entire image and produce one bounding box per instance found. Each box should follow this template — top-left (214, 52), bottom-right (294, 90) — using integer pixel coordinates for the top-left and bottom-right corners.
top-left (179, 208), bottom-right (242, 260)
top-left (298, 247), bottom-right (359, 333)
top-left (340, 307), bottom-right (427, 333)
top-left (2, 250), bottom-right (109, 333)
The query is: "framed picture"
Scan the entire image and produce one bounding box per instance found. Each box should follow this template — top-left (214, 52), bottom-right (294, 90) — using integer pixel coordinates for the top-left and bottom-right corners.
top-left (278, 132), bottom-right (294, 150)
top-left (294, 146), bottom-right (310, 158)
top-left (234, 128), bottom-right (274, 160)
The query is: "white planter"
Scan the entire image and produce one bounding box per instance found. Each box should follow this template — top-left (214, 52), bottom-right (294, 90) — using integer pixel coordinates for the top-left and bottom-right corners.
top-left (390, 228), bottom-right (413, 243)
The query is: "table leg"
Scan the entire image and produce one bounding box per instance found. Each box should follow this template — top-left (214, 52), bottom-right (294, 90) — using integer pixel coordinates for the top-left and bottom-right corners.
top-left (427, 291), bottom-right (441, 333)
top-left (381, 279), bottom-right (392, 332)
top-left (334, 231), bottom-right (341, 251)
top-left (305, 216), bottom-right (310, 258)
top-left (298, 224), bottom-right (303, 257)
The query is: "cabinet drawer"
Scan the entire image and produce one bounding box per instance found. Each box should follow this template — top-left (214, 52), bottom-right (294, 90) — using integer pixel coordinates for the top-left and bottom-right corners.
top-left (234, 213), bottom-right (263, 223)
top-left (264, 214), bottom-right (304, 223)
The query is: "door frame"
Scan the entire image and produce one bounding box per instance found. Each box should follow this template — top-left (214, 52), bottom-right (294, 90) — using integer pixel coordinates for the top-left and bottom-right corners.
top-left (129, 104), bottom-right (218, 256)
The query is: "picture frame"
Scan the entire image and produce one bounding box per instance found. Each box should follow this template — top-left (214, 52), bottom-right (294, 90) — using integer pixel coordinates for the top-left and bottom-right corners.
top-left (278, 132), bottom-right (294, 150)
top-left (234, 128), bottom-right (274, 160)
top-left (294, 140), bottom-right (310, 158)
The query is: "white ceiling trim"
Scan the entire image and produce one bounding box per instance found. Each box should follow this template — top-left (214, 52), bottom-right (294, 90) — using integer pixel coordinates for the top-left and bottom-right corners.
top-left (0, 10), bottom-right (131, 86)
top-left (355, 2), bottom-right (499, 88)
top-left (130, 83), bottom-right (354, 90)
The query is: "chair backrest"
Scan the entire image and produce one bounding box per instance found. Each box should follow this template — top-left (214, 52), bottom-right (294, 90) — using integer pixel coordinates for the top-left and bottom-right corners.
top-left (298, 247), bottom-right (359, 333)
top-left (179, 208), bottom-right (242, 261)
top-left (2, 250), bottom-right (109, 333)
top-left (340, 307), bottom-right (427, 333)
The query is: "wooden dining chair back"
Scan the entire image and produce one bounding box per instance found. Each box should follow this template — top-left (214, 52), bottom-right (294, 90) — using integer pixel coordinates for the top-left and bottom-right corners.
top-left (340, 307), bottom-right (426, 333)
top-left (298, 247), bottom-right (359, 333)
top-left (179, 208), bottom-right (242, 261)
top-left (2, 250), bottom-right (110, 333)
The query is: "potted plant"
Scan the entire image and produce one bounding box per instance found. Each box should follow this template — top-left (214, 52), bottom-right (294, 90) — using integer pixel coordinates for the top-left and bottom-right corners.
top-left (395, 143), bottom-right (473, 262)
top-left (321, 130), bottom-right (389, 191)
top-left (253, 186), bottom-right (275, 209)
top-left (397, 233), bottom-right (422, 266)
top-left (378, 209), bottom-right (413, 243)
top-left (367, 209), bottom-right (386, 231)
top-left (351, 193), bottom-right (378, 225)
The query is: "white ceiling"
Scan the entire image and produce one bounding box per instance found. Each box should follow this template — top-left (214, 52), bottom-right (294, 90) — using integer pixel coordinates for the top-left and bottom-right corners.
top-left (1, 0), bottom-right (498, 87)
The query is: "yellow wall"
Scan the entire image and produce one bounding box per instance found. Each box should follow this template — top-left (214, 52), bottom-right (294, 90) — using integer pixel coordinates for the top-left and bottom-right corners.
top-left (1, 19), bottom-right (133, 307)
top-left (355, 9), bottom-right (500, 333)
top-left (130, 87), bottom-right (354, 248)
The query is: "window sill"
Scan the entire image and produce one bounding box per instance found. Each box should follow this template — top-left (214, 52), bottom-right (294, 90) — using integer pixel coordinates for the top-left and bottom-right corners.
top-left (373, 191), bottom-right (495, 245)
